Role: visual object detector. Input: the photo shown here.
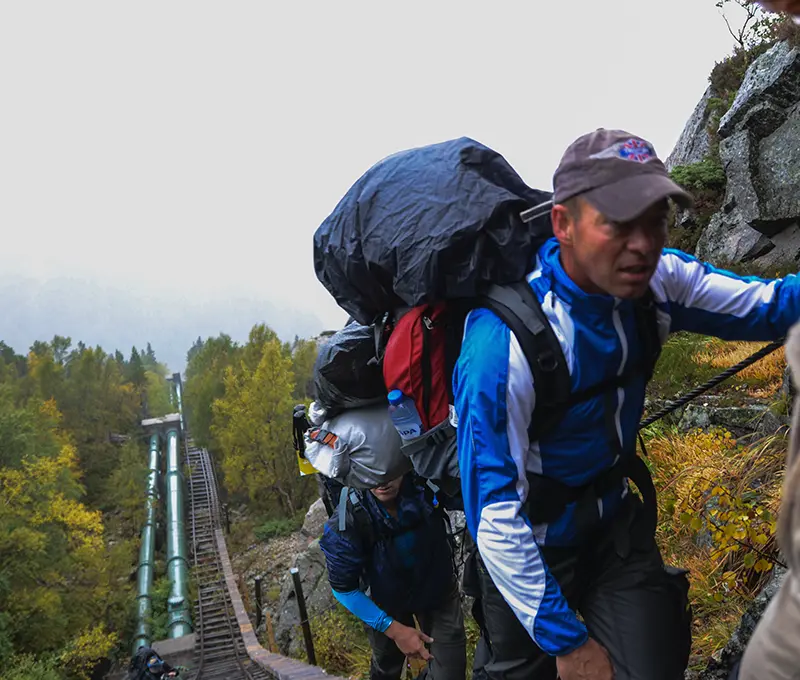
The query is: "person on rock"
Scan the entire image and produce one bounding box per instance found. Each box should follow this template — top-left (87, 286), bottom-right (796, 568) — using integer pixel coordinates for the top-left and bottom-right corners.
top-left (319, 473), bottom-right (466, 680)
top-left (455, 127), bottom-right (800, 680)
top-left (127, 647), bottom-right (178, 680)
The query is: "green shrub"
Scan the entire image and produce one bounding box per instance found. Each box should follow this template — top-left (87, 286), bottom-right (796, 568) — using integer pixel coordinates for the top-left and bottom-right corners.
top-left (311, 605), bottom-right (372, 678)
top-left (667, 158), bottom-right (728, 255)
top-left (148, 577), bottom-right (172, 642)
top-left (670, 158), bottom-right (726, 193)
top-left (254, 515), bottom-right (303, 542)
top-left (0, 654), bottom-right (62, 680)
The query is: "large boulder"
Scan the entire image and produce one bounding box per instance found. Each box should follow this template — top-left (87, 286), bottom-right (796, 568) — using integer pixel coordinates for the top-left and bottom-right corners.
top-left (677, 41), bottom-right (800, 266)
top-left (302, 498), bottom-right (329, 539)
top-left (667, 85), bottom-right (715, 171)
top-left (719, 41), bottom-right (800, 137)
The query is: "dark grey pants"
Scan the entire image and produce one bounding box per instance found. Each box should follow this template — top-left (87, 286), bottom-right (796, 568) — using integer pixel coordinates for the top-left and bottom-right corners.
top-left (366, 585), bottom-right (467, 680)
top-left (470, 496), bottom-right (692, 680)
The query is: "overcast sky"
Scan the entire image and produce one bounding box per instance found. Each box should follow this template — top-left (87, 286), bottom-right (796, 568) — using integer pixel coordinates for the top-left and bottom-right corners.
top-left (1, 1), bottom-right (746, 352)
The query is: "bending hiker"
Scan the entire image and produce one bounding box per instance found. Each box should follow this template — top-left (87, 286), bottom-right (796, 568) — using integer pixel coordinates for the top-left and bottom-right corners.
top-left (128, 646), bottom-right (178, 680)
top-left (319, 473), bottom-right (466, 680)
top-left (455, 128), bottom-right (800, 680)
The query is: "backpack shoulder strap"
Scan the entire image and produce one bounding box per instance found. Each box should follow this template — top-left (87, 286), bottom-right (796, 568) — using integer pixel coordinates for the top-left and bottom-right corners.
top-left (337, 486), bottom-right (376, 552)
top-left (633, 288), bottom-right (661, 381)
top-left (478, 280), bottom-right (571, 441)
top-left (478, 282), bottom-right (661, 442)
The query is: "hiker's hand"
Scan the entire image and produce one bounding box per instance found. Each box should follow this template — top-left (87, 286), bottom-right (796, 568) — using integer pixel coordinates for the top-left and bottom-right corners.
top-left (385, 621), bottom-right (433, 661)
top-left (556, 638), bottom-right (614, 680)
top-left (757, 0), bottom-right (800, 15)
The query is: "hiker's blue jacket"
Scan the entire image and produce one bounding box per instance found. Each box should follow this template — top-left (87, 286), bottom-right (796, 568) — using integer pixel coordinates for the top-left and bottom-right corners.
top-left (319, 476), bottom-right (455, 628)
top-left (454, 238), bottom-right (800, 657)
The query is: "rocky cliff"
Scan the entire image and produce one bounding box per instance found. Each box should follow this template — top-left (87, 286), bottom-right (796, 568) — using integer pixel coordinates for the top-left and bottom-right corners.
top-left (669, 40), bottom-right (800, 268)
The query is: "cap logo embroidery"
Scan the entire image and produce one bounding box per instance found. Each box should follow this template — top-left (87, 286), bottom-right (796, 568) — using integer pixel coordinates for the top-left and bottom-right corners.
top-left (589, 138), bottom-right (656, 163)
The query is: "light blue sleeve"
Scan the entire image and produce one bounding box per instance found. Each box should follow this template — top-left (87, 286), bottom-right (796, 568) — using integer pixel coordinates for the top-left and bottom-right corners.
top-left (332, 588), bottom-right (394, 632)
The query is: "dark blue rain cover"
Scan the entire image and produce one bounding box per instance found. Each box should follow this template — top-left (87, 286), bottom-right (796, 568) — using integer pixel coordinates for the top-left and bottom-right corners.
top-left (313, 137), bottom-right (553, 325)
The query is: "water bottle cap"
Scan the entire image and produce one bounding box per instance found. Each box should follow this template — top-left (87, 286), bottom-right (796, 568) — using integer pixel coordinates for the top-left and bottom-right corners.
top-left (388, 389), bottom-right (404, 405)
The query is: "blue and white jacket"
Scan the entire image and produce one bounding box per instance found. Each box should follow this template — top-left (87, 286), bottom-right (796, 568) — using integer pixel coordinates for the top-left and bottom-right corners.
top-left (454, 238), bottom-right (800, 657)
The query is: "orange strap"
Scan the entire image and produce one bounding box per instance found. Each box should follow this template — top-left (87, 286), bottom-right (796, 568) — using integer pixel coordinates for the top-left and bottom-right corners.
top-left (308, 428), bottom-right (338, 448)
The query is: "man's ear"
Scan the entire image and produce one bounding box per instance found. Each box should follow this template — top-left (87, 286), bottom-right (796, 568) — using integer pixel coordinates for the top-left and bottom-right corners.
top-left (551, 204), bottom-right (574, 247)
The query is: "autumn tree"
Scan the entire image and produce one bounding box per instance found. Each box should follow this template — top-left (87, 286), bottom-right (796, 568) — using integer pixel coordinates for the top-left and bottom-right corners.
top-left (0, 396), bottom-right (122, 675)
top-left (183, 334), bottom-right (239, 449)
top-left (212, 333), bottom-right (314, 516)
top-left (290, 337), bottom-right (319, 402)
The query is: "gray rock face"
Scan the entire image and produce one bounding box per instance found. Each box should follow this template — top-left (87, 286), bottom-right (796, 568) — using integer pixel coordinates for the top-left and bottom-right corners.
top-left (301, 498), bottom-right (328, 539)
top-left (673, 40), bottom-right (800, 265)
top-left (273, 539), bottom-right (337, 659)
top-left (667, 86), bottom-right (714, 171)
top-left (678, 402), bottom-right (772, 436)
top-left (720, 130), bottom-right (761, 227)
top-left (695, 208), bottom-right (773, 263)
top-left (756, 102), bottom-right (800, 232)
top-left (719, 41), bottom-right (800, 138)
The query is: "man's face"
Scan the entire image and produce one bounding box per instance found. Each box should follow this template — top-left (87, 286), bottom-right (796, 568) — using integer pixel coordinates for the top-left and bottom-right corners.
top-left (370, 476), bottom-right (403, 504)
top-left (552, 197), bottom-right (668, 299)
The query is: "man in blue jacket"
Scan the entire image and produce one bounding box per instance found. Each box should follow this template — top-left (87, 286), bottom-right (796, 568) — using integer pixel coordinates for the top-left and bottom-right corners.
top-left (454, 128), bottom-right (800, 680)
top-left (319, 473), bottom-right (466, 680)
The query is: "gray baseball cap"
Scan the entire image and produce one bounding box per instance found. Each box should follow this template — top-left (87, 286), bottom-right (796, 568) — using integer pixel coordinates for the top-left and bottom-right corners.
top-left (553, 128), bottom-right (693, 222)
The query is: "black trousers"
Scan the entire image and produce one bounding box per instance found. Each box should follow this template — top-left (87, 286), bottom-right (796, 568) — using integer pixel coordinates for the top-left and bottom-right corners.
top-left (468, 496), bottom-right (692, 680)
top-left (366, 585), bottom-right (467, 680)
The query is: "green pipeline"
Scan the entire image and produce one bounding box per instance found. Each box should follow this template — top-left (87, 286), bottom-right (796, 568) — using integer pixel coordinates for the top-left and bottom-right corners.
top-left (165, 427), bottom-right (192, 637)
top-left (132, 433), bottom-right (160, 654)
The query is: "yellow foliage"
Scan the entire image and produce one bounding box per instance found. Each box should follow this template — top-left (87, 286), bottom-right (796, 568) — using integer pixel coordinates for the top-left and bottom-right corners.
top-left (0, 440), bottom-right (107, 656)
top-left (694, 339), bottom-right (786, 393)
top-left (59, 624), bottom-right (119, 680)
top-left (39, 398), bottom-right (62, 423)
top-left (646, 426), bottom-right (785, 660)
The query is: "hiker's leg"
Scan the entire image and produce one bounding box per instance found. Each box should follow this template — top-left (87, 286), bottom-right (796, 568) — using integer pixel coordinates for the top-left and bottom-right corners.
top-left (416, 583), bottom-right (467, 680)
top-left (739, 570), bottom-right (800, 680)
top-left (473, 554), bottom-right (561, 680)
top-left (367, 613), bottom-right (414, 680)
top-left (469, 597), bottom-right (491, 680)
top-left (580, 499), bottom-right (692, 680)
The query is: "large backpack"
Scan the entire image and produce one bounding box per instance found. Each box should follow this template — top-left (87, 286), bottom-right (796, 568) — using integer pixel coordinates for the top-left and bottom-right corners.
top-left (313, 137), bottom-right (663, 521)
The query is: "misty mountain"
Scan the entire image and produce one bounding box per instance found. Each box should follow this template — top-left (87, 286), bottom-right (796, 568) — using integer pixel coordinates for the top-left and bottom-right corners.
top-left (0, 275), bottom-right (326, 373)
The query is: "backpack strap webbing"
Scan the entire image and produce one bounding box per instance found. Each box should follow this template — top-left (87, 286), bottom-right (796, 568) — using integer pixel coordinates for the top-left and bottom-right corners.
top-left (478, 281), bottom-right (571, 441)
top-left (338, 486), bottom-right (377, 551)
top-left (308, 428), bottom-right (339, 448)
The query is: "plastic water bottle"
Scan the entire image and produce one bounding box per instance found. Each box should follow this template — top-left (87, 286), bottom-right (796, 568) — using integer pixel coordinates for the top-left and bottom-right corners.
top-left (388, 389), bottom-right (424, 440)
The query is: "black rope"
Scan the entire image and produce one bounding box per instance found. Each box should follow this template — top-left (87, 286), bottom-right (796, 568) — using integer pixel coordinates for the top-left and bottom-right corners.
top-left (638, 338), bottom-right (785, 431)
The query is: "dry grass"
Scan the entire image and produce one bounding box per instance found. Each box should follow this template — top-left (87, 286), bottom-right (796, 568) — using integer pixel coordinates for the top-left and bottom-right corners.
top-left (649, 333), bottom-right (786, 403)
top-left (644, 426), bottom-right (787, 662)
top-left (694, 339), bottom-right (786, 394)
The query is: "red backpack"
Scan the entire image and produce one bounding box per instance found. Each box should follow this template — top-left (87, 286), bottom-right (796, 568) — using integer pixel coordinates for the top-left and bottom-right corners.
top-left (379, 283), bottom-right (661, 510)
